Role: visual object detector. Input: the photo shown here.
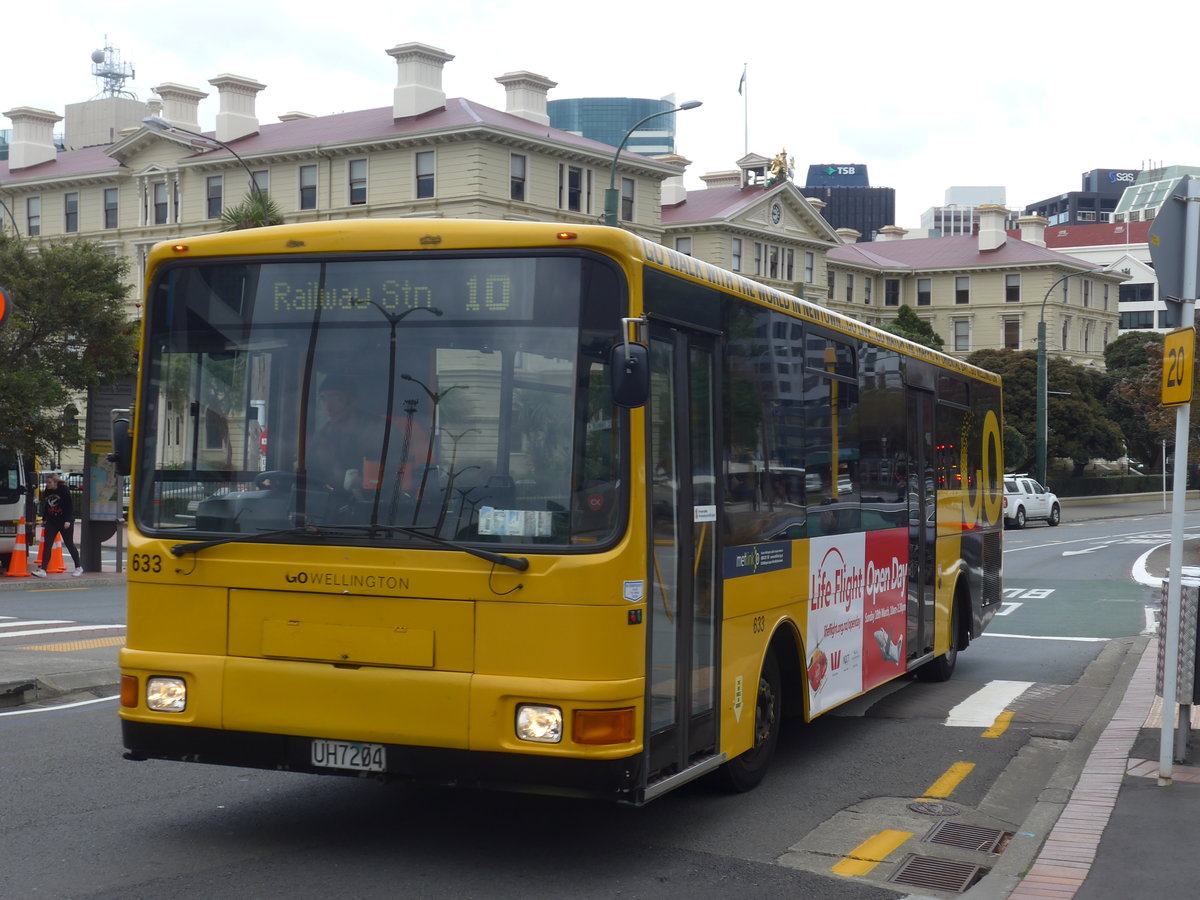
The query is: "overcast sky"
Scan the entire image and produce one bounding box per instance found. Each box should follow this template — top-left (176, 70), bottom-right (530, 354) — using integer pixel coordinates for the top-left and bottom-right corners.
top-left (5, 1), bottom-right (1186, 226)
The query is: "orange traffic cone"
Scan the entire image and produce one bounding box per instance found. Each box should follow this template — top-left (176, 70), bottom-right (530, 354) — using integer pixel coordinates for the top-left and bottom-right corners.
top-left (47, 533), bottom-right (66, 573)
top-left (5, 518), bottom-right (30, 577)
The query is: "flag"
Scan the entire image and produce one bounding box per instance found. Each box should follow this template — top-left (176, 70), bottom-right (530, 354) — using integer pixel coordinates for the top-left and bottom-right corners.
top-left (738, 64), bottom-right (747, 95)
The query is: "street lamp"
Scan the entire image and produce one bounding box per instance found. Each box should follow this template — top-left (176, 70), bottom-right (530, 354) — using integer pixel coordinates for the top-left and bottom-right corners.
top-left (604, 100), bottom-right (702, 228)
top-left (1036, 265), bottom-right (1112, 485)
top-left (141, 116), bottom-right (265, 204)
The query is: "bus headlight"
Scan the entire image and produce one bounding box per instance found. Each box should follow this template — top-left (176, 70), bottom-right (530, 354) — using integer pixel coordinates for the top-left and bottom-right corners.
top-left (516, 704), bottom-right (562, 743)
top-left (146, 676), bottom-right (187, 712)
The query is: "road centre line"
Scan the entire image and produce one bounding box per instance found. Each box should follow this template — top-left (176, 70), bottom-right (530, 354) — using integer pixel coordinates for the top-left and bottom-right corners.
top-left (982, 633), bottom-right (1108, 642)
top-left (945, 680), bottom-right (1033, 727)
top-left (0, 695), bottom-right (118, 717)
top-left (0, 624), bottom-right (125, 639)
top-left (1002, 526), bottom-right (1200, 555)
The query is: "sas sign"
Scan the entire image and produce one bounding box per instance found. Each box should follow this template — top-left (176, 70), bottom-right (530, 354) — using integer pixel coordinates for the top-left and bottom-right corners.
top-left (1109, 171), bottom-right (1137, 184)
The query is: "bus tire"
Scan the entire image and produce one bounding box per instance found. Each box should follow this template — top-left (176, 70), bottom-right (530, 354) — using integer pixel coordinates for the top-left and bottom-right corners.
top-left (714, 649), bottom-right (781, 792)
top-left (916, 594), bottom-right (963, 683)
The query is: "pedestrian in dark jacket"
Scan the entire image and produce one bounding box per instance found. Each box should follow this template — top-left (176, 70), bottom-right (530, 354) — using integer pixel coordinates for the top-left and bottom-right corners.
top-left (32, 473), bottom-right (82, 577)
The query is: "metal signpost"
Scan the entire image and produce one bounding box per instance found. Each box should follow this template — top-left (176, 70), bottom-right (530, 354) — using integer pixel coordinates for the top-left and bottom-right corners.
top-left (1148, 175), bottom-right (1200, 784)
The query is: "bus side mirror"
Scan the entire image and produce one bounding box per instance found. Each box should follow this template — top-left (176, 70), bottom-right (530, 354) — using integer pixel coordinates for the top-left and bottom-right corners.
top-left (610, 342), bottom-right (649, 408)
top-left (109, 410), bottom-right (133, 476)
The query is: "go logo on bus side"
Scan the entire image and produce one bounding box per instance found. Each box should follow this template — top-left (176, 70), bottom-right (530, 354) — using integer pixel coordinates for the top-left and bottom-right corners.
top-left (130, 553), bottom-right (164, 574)
top-left (959, 409), bottom-right (1004, 528)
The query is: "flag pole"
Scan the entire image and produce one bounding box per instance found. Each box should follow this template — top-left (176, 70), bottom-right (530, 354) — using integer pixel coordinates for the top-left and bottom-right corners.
top-left (740, 63), bottom-right (748, 155)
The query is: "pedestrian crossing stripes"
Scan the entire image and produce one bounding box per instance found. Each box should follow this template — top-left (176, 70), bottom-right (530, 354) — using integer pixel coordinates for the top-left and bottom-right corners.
top-left (0, 615), bottom-right (124, 645)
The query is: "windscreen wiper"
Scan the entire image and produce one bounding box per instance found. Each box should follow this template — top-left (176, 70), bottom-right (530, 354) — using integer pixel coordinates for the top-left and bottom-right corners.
top-left (170, 525), bottom-right (330, 557)
top-left (337, 523), bottom-right (529, 572)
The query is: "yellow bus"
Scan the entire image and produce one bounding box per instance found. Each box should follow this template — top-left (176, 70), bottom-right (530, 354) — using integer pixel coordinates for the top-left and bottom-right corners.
top-left (116, 219), bottom-right (1004, 803)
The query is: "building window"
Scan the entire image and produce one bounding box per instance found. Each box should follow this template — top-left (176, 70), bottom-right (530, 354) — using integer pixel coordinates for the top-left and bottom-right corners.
top-left (415, 151), bottom-right (435, 199)
top-left (864, 276), bottom-right (873, 305)
top-left (954, 319), bottom-right (970, 352)
top-left (754, 242), bottom-right (764, 276)
top-left (621, 176), bottom-right (634, 221)
top-left (299, 165), bottom-right (317, 210)
top-left (916, 278), bottom-right (931, 306)
top-left (845, 273), bottom-right (854, 303)
top-left (1061, 318), bottom-right (1071, 351)
top-left (27, 196), bottom-right (41, 235)
top-left (1121, 310), bottom-right (1154, 328)
top-left (252, 170), bottom-right (269, 196)
top-left (1005, 274), bottom-right (1020, 302)
top-left (804, 251), bottom-right (814, 283)
top-left (206, 176), bottom-right (223, 219)
top-left (103, 188), bottom-right (118, 229)
top-left (348, 159), bottom-right (367, 205)
top-left (559, 164), bottom-right (584, 212)
top-left (1004, 319), bottom-right (1020, 349)
top-left (1082, 280), bottom-right (1091, 308)
top-left (1103, 283), bottom-right (1110, 310)
top-left (828, 270), bottom-right (835, 300)
top-left (153, 183), bottom-right (168, 224)
top-left (1120, 283), bottom-right (1154, 303)
top-left (731, 238), bottom-right (742, 272)
top-left (510, 154), bottom-right (526, 202)
top-left (1062, 278), bottom-right (1069, 302)
top-left (676, 236), bottom-right (692, 256)
top-left (955, 276), bottom-right (970, 304)
top-left (785, 248), bottom-right (795, 282)
top-left (885, 278), bottom-right (901, 307)
top-left (1083, 321), bottom-right (1092, 353)
top-left (64, 192), bottom-right (79, 233)
top-left (769, 246), bottom-right (780, 279)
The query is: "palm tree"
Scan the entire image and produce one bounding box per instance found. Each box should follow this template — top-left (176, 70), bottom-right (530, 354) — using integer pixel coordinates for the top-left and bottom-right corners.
top-left (220, 192), bottom-right (283, 231)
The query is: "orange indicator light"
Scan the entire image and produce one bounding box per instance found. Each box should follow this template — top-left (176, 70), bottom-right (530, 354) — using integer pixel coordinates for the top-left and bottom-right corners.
top-left (574, 708), bottom-right (635, 745)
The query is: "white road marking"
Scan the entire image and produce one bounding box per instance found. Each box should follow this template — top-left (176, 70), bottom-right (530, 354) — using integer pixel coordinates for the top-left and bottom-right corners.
top-left (0, 695), bottom-right (118, 717)
top-left (0, 624), bottom-right (124, 638)
top-left (945, 680), bottom-right (1034, 728)
top-left (982, 632), bottom-right (1108, 642)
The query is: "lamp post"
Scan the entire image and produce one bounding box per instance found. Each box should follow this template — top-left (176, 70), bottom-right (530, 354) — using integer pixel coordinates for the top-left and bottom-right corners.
top-left (604, 100), bottom-right (701, 228)
top-left (141, 116), bottom-right (265, 204)
top-left (1036, 266), bottom-right (1110, 484)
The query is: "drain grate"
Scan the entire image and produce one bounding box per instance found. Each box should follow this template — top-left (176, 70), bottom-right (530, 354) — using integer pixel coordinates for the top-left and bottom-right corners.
top-left (924, 820), bottom-right (1009, 853)
top-left (888, 854), bottom-right (989, 893)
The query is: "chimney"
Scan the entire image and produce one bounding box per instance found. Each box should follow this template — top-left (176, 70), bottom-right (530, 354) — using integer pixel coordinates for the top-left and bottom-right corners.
top-left (803, 196), bottom-right (826, 212)
top-left (3, 106), bottom-right (61, 169)
top-left (977, 203), bottom-right (1008, 251)
top-left (1018, 213), bottom-right (1048, 248)
top-left (836, 227), bottom-right (863, 244)
top-left (875, 225), bottom-right (908, 242)
top-left (701, 170), bottom-right (741, 188)
top-left (279, 111), bottom-right (315, 122)
top-left (152, 83), bottom-right (208, 132)
top-left (495, 71), bottom-right (557, 125)
top-left (209, 74), bottom-right (265, 142)
top-left (387, 42), bottom-right (454, 119)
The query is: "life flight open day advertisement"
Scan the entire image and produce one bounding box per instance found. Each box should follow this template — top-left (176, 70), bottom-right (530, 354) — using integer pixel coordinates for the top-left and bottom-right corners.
top-left (805, 529), bottom-right (908, 715)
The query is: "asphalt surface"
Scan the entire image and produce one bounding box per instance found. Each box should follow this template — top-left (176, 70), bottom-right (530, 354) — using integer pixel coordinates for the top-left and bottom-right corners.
top-left (3, 493), bottom-right (1198, 899)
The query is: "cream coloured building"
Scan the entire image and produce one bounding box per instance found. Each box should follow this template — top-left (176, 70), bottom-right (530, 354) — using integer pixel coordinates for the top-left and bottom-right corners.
top-left (0, 42), bottom-right (685, 312)
top-left (822, 206), bottom-right (1126, 366)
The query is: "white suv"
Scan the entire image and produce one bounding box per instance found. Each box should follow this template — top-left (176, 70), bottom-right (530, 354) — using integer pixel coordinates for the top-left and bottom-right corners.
top-left (1003, 475), bottom-right (1061, 528)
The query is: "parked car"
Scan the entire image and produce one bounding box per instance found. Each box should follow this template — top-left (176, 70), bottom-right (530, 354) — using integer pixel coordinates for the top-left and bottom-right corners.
top-left (1003, 475), bottom-right (1061, 528)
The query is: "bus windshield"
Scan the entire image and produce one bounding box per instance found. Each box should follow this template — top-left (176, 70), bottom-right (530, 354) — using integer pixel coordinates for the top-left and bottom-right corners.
top-left (136, 251), bottom-right (624, 549)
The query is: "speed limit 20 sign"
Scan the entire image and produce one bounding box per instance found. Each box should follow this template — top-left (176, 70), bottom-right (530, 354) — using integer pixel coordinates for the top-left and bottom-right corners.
top-left (1162, 326), bottom-right (1195, 407)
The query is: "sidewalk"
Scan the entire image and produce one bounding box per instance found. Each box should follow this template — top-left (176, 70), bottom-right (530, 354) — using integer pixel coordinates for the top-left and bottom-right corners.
top-left (3, 497), bottom-right (1200, 899)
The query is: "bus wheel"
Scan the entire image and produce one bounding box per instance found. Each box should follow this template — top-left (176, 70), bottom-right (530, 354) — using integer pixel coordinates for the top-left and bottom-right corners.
top-left (714, 650), bottom-right (781, 792)
top-left (916, 597), bottom-right (962, 683)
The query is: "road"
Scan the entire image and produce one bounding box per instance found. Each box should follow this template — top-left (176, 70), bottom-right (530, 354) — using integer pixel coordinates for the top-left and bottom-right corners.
top-left (1, 511), bottom-right (1192, 899)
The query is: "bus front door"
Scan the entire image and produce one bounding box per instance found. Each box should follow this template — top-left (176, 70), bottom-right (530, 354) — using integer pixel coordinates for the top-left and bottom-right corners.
top-left (645, 325), bottom-right (721, 792)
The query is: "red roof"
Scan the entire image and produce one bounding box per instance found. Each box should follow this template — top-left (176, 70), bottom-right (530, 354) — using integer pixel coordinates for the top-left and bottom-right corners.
top-left (661, 185), bottom-right (772, 223)
top-left (1006, 221), bottom-right (1151, 248)
top-left (2, 98), bottom-right (681, 181)
top-left (827, 233), bottom-right (1095, 271)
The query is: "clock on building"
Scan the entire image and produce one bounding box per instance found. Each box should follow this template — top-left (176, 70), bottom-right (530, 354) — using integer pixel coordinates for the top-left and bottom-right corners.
top-left (770, 202), bottom-right (782, 224)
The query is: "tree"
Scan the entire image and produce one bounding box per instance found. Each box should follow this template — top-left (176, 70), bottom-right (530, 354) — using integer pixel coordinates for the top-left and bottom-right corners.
top-left (966, 349), bottom-right (1125, 475)
top-left (1103, 332), bottom-right (1172, 469)
top-left (881, 304), bottom-right (944, 350)
top-left (0, 233), bottom-right (137, 457)
top-left (220, 192), bottom-right (284, 231)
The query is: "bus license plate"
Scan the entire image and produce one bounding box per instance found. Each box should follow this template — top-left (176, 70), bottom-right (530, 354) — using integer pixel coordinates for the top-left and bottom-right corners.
top-left (311, 739), bottom-right (386, 772)
top-left (0, 524), bottom-right (15, 535)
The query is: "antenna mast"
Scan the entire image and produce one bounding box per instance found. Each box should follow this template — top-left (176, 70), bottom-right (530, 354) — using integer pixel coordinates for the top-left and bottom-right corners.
top-left (90, 40), bottom-right (137, 100)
